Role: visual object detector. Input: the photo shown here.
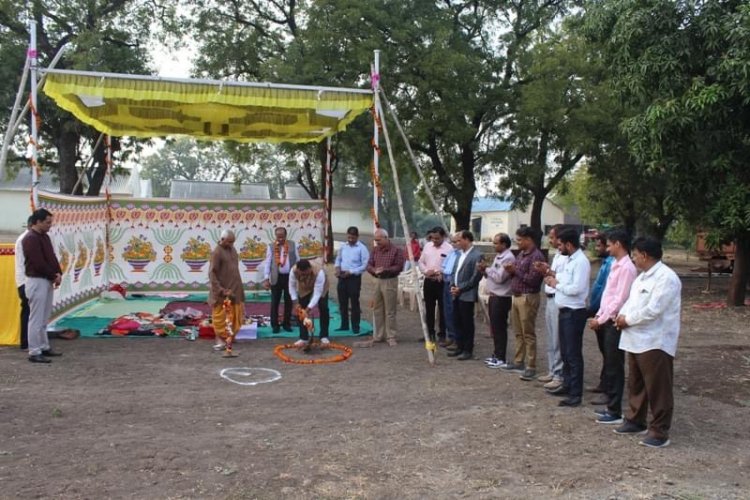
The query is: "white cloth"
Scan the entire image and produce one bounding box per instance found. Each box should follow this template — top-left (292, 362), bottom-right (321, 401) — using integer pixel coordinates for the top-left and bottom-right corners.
top-left (544, 251), bottom-right (567, 295)
top-left (618, 261), bottom-right (682, 357)
top-left (14, 230), bottom-right (28, 287)
top-left (553, 249), bottom-right (590, 310)
top-left (289, 268), bottom-right (326, 309)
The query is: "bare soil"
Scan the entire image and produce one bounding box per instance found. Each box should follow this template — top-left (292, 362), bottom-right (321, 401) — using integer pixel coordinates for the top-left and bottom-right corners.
top-left (1, 252), bottom-right (749, 499)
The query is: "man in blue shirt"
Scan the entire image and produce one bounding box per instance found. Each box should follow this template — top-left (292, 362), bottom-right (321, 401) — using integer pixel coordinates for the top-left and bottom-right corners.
top-left (334, 226), bottom-right (370, 334)
top-left (440, 232), bottom-right (461, 348)
top-left (589, 233), bottom-right (615, 398)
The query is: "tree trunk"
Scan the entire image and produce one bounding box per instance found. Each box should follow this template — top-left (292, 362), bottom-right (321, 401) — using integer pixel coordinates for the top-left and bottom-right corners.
top-left (56, 126), bottom-right (81, 195)
top-left (85, 139), bottom-right (108, 196)
top-left (452, 207), bottom-right (471, 231)
top-left (530, 193), bottom-right (545, 236)
top-left (728, 231), bottom-right (749, 307)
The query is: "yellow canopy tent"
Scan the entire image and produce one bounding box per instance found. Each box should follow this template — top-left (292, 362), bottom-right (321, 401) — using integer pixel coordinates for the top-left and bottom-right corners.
top-left (42, 69), bottom-right (374, 143)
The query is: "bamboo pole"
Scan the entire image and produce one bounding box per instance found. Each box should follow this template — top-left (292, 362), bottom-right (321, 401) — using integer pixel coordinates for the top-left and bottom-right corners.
top-left (371, 50), bottom-right (381, 230)
top-left (375, 96), bottom-right (435, 366)
top-left (70, 132), bottom-right (105, 195)
top-left (29, 22), bottom-right (40, 209)
top-left (378, 89), bottom-right (449, 232)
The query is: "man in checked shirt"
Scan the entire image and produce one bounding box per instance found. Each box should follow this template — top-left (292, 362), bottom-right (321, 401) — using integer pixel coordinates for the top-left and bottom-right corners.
top-left (359, 228), bottom-right (405, 347)
top-left (501, 227), bottom-right (546, 380)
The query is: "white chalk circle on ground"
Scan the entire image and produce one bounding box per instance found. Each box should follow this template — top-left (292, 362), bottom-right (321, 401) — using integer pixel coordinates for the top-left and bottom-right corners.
top-left (219, 367), bottom-right (282, 386)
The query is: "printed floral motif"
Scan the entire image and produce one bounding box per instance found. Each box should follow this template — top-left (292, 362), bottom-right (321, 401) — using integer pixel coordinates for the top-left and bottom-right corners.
top-left (298, 236), bottom-right (323, 259)
top-left (239, 237), bottom-right (267, 272)
top-left (180, 236), bottom-right (211, 272)
top-left (58, 244), bottom-right (70, 275)
top-left (73, 241), bottom-right (88, 282)
top-left (122, 235), bottom-right (157, 272)
top-left (93, 238), bottom-right (105, 276)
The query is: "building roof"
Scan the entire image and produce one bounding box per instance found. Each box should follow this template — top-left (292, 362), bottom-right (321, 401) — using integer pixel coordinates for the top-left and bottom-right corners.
top-left (169, 179), bottom-right (271, 200)
top-left (284, 184), bottom-right (312, 200)
top-left (472, 197), bottom-right (512, 212)
top-left (0, 168), bottom-right (134, 195)
top-left (284, 184), bottom-right (371, 210)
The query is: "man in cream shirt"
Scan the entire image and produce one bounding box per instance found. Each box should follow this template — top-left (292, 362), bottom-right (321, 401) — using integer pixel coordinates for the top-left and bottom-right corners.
top-left (614, 237), bottom-right (681, 449)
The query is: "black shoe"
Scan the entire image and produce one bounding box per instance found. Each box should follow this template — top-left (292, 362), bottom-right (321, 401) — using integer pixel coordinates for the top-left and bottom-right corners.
top-left (282, 325), bottom-right (293, 332)
top-left (546, 385), bottom-right (570, 396)
top-left (42, 349), bottom-right (62, 357)
top-left (586, 385), bottom-right (605, 393)
top-left (272, 326), bottom-right (281, 334)
top-left (445, 343), bottom-right (460, 351)
top-left (352, 328), bottom-right (361, 334)
top-left (456, 351), bottom-right (473, 361)
top-left (28, 354), bottom-right (51, 364)
top-left (446, 350), bottom-right (463, 357)
top-left (558, 397), bottom-right (582, 407)
top-left (335, 326), bottom-right (349, 331)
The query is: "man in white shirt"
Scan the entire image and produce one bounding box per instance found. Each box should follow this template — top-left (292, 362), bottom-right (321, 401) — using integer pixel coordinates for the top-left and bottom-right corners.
top-left (533, 225), bottom-right (567, 388)
top-left (613, 237), bottom-right (681, 449)
top-left (14, 217), bottom-right (33, 350)
top-left (289, 259), bottom-right (329, 347)
top-left (544, 228), bottom-right (591, 407)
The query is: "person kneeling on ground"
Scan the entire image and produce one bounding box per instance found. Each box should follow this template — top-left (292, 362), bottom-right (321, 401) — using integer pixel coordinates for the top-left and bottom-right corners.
top-left (289, 259), bottom-right (330, 347)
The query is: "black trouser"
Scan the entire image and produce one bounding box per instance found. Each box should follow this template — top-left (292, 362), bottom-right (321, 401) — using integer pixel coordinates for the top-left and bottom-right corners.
top-left (453, 298), bottom-right (476, 354)
top-left (423, 279), bottom-right (445, 341)
top-left (601, 321), bottom-right (625, 415)
top-left (558, 307), bottom-right (588, 398)
top-left (488, 295), bottom-right (512, 362)
top-left (594, 323), bottom-right (606, 390)
top-left (270, 273), bottom-right (292, 328)
top-left (18, 285), bottom-right (29, 350)
top-left (298, 292), bottom-right (329, 340)
top-left (336, 274), bottom-right (361, 330)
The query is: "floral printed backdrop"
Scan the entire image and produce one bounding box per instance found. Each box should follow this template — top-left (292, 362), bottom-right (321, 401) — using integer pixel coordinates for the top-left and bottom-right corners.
top-left (40, 194), bottom-right (110, 315)
top-left (41, 194), bottom-right (325, 316)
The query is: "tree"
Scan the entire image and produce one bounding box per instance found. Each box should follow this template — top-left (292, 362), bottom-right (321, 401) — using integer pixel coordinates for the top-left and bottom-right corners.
top-left (189, 0), bottom-right (571, 230)
top-left (0, 0), bottom-right (175, 195)
top-left (583, 0), bottom-right (750, 306)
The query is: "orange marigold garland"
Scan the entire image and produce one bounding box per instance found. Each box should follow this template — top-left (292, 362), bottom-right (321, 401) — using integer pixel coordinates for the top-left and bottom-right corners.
top-left (273, 342), bottom-right (353, 365)
top-left (273, 305), bottom-right (353, 364)
top-left (273, 240), bottom-right (289, 267)
top-left (222, 298), bottom-right (238, 358)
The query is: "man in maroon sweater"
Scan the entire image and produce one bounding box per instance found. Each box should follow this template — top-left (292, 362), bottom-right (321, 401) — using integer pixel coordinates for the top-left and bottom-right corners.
top-left (21, 208), bottom-right (63, 363)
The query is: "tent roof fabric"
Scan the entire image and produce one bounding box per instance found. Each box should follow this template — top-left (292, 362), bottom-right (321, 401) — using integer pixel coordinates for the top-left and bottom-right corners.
top-left (42, 69), bottom-right (374, 144)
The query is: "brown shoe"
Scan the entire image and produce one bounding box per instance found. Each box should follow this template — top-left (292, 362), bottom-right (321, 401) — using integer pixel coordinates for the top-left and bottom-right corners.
top-left (438, 338), bottom-right (454, 348)
top-left (586, 385), bottom-right (605, 393)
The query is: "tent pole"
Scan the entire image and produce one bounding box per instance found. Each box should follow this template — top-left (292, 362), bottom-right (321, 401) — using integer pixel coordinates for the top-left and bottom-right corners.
top-left (70, 132), bottom-right (104, 195)
top-left (29, 21), bottom-right (40, 210)
top-left (375, 97), bottom-right (435, 366)
top-left (371, 50), bottom-right (380, 231)
top-left (0, 58), bottom-right (30, 181)
top-left (6, 46), bottom-right (66, 157)
top-left (324, 136), bottom-right (332, 263)
top-left (378, 89), bottom-right (448, 232)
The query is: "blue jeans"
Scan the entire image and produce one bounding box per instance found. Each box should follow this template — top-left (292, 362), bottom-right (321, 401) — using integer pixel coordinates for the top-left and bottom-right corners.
top-left (558, 307), bottom-right (588, 398)
top-left (442, 280), bottom-right (456, 340)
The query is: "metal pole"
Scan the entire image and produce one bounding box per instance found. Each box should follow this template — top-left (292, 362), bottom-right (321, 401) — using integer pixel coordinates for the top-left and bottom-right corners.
top-left (6, 46), bottom-right (66, 156)
top-left (0, 58), bottom-right (30, 181)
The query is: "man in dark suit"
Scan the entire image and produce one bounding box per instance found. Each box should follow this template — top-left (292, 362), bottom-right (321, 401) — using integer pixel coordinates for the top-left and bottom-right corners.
top-left (446, 230), bottom-right (484, 360)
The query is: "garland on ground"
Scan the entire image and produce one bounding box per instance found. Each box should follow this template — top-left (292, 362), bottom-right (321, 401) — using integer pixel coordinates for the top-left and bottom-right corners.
top-left (273, 341), bottom-right (353, 365)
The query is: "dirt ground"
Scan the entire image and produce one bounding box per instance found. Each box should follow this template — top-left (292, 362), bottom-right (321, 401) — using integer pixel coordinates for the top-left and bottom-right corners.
top-left (1, 252), bottom-right (749, 499)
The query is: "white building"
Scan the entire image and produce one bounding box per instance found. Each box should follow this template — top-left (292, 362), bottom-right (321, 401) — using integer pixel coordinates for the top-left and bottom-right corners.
top-left (285, 184), bottom-right (375, 237)
top-left (0, 168), bottom-right (143, 234)
top-left (454, 197), bottom-right (566, 241)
